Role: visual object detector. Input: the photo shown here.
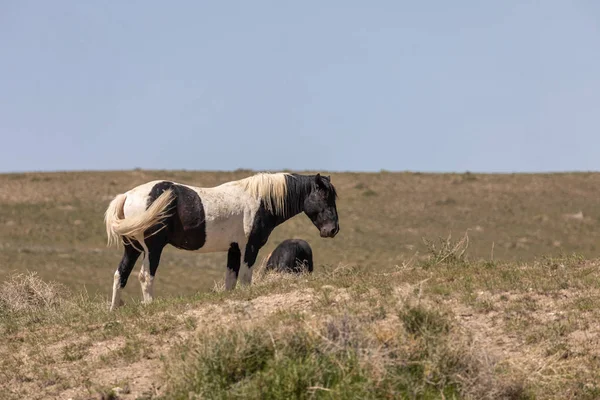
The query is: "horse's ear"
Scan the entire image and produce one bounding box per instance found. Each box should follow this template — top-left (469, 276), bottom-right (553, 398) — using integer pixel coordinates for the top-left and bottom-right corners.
top-left (314, 173), bottom-right (327, 189)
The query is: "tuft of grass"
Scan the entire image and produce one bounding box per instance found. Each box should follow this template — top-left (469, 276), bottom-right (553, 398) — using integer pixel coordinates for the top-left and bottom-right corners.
top-left (0, 272), bottom-right (69, 313)
top-left (422, 232), bottom-right (470, 267)
top-left (363, 189), bottom-right (377, 197)
top-left (97, 388), bottom-right (120, 400)
top-left (435, 197), bottom-right (457, 206)
top-left (113, 338), bottom-right (146, 364)
top-left (62, 341), bottom-right (91, 361)
top-left (399, 303), bottom-right (451, 336)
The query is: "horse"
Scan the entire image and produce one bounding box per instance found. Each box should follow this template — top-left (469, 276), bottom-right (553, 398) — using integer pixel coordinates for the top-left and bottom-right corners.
top-left (265, 239), bottom-right (314, 274)
top-left (104, 172), bottom-right (339, 311)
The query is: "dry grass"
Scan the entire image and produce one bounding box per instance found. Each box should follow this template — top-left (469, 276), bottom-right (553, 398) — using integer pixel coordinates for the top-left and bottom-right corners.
top-left (2, 252), bottom-right (600, 398)
top-left (3, 170), bottom-right (600, 298)
top-left (423, 231), bottom-right (470, 267)
top-left (3, 170), bottom-right (600, 398)
top-left (0, 272), bottom-right (69, 313)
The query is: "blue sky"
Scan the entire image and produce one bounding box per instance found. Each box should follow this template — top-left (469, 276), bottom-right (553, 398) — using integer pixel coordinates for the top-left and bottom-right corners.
top-left (1, 1), bottom-right (599, 173)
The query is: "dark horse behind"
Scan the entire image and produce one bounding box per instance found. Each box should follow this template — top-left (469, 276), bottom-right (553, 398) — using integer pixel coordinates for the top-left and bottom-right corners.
top-left (266, 239), bottom-right (314, 274)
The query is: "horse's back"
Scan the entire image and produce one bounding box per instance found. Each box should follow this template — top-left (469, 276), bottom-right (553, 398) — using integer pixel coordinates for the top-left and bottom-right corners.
top-left (122, 180), bottom-right (202, 218)
top-left (119, 179), bottom-right (262, 253)
top-left (266, 239), bottom-right (313, 273)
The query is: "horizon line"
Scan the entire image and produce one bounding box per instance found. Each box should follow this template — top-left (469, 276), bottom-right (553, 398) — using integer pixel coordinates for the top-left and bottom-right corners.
top-left (1, 167), bottom-right (599, 175)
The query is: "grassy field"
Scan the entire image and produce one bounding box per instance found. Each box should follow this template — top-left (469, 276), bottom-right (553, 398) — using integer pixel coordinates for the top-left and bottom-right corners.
top-left (2, 170), bottom-right (600, 399)
top-left (3, 170), bottom-right (600, 299)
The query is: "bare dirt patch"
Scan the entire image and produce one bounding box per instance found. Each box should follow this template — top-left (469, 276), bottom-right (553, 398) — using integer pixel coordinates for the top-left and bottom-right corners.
top-left (448, 289), bottom-right (600, 397)
top-left (17, 288), bottom-right (323, 400)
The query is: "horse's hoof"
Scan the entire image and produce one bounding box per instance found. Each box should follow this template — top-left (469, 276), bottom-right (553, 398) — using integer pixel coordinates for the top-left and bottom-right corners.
top-left (109, 299), bottom-right (125, 311)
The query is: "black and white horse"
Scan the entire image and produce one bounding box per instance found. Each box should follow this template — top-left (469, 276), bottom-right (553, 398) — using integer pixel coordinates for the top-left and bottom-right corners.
top-left (266, 239), bottom-right (314, 274)
top-left (104, 172), bottom-right (339, 311)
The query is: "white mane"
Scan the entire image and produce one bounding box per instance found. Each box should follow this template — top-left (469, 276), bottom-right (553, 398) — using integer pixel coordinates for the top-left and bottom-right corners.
top-left (235, 172), bottom-right (291, 215)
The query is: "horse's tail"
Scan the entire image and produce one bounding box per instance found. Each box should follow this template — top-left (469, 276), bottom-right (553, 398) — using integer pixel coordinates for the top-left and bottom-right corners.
top-left (104, 189), bottom-right (175, 248)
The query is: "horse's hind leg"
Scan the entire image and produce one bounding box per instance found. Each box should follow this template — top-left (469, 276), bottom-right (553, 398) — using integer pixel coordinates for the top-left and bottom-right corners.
top-left (138, 236), bottom-right (166, 304)
top-left (111, 243), bottom-right (142, 311)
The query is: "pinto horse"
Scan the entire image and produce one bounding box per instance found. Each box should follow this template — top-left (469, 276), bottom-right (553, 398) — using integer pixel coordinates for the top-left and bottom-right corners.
top-left (104, 172), bottom-right (339, 311)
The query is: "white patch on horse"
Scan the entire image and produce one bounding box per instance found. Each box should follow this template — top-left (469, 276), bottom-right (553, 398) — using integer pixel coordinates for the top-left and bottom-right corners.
top-left (137, 237), bottom-right (153, 304)
top-left (110, 270), bottom-right (123, 311)
top-left (189, 184), bottom-right (256, 253)
top-left (123, 181), bottom-right (159, 218)
top-left (239, 259), bottom-right (253, 286)
top-left (225, 268), bottom-right (238, 290)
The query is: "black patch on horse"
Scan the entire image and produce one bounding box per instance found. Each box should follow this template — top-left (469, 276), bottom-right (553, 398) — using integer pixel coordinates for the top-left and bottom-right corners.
top-left (266, 239), bottom-right (313, 274)
top-left (146, 181), bottom-right (207, 251)
top-left (169, 185), bottom-right (207, 251)
top-left (117, 243), bottom-right (142, 288)
top-left (147, 181), bottom-right (176, 208)
top-left (244, 201), bottom-right (277, 267)
top-left (228, 242), bottom-right (241, 277)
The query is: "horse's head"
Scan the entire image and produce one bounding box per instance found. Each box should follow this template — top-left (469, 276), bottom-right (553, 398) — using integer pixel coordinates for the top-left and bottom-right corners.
top-left (303, 174), bottom-right (339, 238)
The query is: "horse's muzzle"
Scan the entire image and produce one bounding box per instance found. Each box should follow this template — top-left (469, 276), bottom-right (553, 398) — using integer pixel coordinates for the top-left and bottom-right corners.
top-left (321, 225), bottom-right (339, 238)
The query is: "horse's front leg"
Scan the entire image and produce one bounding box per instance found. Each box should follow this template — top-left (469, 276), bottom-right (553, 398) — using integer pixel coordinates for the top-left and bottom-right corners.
top-left (240, 243), bottom-right (260, 286)
top-left (225, 243), bottom-right (241, 290)
top-left (239, 262), bottom-right (254, 286)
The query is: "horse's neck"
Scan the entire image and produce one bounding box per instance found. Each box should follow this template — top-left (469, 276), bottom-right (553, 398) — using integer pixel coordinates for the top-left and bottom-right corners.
top-left (272, 174), bottom-right (313, 225)
top-left (271, 209), bottom-right (298, 227)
